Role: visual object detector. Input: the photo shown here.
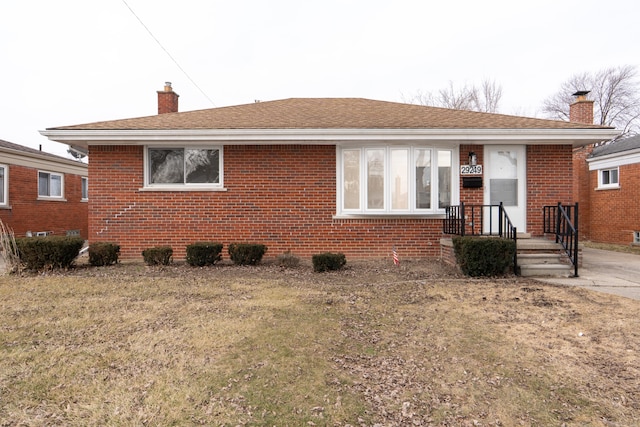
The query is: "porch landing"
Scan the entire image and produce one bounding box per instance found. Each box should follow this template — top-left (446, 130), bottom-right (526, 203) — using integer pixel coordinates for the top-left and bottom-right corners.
top-left (440, 236), bottom-right (580, 278)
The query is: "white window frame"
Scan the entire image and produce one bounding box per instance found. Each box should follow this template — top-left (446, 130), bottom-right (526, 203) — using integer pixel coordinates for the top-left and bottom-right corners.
top-left (143, 146), bottom-right (224, 191)
top-left (81, 177), bottom-right (88, 201)
top-left (597, 167), bottom-right (619, 189)
top-left (38, 170), bottom-right (64, 199)
top-left (634, 231), bottom-right (640, 245)
top-left (0, 164), bottom-right (7, 206)
top-left (336, 145), bottom-right (458, 216)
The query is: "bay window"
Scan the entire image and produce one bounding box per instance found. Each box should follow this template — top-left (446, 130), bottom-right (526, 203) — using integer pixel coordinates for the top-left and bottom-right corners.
top-left (339, 146), bottom-right (456, 214)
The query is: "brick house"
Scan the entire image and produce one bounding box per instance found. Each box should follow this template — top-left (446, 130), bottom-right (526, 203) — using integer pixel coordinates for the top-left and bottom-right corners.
top-left (0, 139), bottom-right (88, 238)
top-left (574, 133), bottom-right (640, 246)
top-left (40, 84), bottom-right (619, 260)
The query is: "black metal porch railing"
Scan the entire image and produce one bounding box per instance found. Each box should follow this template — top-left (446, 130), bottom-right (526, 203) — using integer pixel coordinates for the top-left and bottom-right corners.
top-left (543, 202), bottom-right (579, 277)
top-left (443, 202), bottom-right (518, 274)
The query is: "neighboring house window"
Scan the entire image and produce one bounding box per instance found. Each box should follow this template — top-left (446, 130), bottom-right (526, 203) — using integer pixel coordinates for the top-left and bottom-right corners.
top-left (0, 165), bottom-right (7, 206)
top-left (38, 171), bottom-right (64, 198)
top-left (598, 167), bottom-right (619, 189)
top-left (339, 146), bottom-right (455, 214)
top-left (81, 177), bottom-right (88, 200)
top-left (145, 147), bottom-right (222, 188)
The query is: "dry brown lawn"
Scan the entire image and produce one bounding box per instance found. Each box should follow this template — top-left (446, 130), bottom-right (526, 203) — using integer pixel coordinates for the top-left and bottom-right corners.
top-left (1, 258), bottom-right (639, 426)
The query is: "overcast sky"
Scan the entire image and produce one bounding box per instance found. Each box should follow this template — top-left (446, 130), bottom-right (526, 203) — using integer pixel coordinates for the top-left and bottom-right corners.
top-left (1, 0), bottom-right (639, 158)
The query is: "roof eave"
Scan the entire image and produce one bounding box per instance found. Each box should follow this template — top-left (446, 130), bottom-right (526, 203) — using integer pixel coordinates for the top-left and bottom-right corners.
top-left (40, 128), bottom-right (621, 149)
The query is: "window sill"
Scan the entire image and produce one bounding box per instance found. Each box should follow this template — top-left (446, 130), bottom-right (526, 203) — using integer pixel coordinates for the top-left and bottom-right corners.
top-left (0, 204), bottom-right (11, 210)
top-left (139, 186), bottom-right (228, 192)
top-left (37, 197), bottom-right (67, 202)
top-left (595, 185), bottom-right (620, 191)
top-left (333, 213), bottom-right (446, 220)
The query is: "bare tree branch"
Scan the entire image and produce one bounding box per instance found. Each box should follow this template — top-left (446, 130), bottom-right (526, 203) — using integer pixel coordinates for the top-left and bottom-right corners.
top-left (542, 65), bottom-right (640, 132)
top-left (404, 79), bottom-right (503, 113)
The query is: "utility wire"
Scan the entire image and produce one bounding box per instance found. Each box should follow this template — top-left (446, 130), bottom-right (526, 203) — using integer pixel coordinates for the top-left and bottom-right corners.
top-left (121, 0), bottom-right (216, 106)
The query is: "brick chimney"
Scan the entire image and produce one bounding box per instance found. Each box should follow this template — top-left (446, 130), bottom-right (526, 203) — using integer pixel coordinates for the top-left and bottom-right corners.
top-left (569, 90), bottom-right (594, 124)
top-left (157, 82), bottom-right (179, 114)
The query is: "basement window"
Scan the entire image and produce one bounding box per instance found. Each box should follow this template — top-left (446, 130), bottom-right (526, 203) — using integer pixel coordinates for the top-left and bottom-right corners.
top-left (144, 146), bottom-right (223, 190)
top-left (597, 167), bottom-right (619, 189)
top-left (634, 231), bottom-right (640, 245)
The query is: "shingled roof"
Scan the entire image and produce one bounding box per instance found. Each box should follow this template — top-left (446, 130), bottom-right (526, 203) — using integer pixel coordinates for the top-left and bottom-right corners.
top-left (47, 98), bottom-right (609, 131)
top-left (590, 134), bottom-right (640, 158)
top-left (0, 138), bottom-right (76, 162)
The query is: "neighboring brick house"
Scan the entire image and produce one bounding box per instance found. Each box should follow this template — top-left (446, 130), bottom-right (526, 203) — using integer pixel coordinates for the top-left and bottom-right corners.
top-left (0, 139), bottom-right (88, 238)
top-left (40, 83), bottom-right (619, 260)
top-left (574, 133), bottom-right (640, 246)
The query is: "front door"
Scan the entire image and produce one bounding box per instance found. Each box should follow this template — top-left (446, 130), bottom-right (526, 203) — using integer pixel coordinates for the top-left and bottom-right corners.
top-left (483, 145), bottom-right (526, 233)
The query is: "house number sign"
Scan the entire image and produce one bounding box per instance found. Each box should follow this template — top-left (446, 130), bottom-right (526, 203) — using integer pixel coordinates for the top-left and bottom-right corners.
top-left (460, 164), bottom-right (483, 175)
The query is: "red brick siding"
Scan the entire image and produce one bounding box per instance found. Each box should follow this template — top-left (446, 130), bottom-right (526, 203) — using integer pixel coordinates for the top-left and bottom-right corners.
top-left (587, 162), bottom-right (640, 245)
top-left (459, 145), bottom-right (484, 205)
top-left (0, 164), bottom-right (88, 238)
top-left (89, 145), bottom-right (444, 260)
top-left (526, 145), bottom-right (574, 236)
top-left (572, 145), bottom-right (594, 240)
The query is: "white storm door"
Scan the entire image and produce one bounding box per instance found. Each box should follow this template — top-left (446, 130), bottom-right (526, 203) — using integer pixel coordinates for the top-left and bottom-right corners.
top-left (483, 145), bottom-right (526, 233)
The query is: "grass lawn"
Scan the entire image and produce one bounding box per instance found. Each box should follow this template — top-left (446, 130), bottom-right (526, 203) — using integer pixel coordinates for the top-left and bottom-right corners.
top-left (1, 258), bottom-right (639, 426)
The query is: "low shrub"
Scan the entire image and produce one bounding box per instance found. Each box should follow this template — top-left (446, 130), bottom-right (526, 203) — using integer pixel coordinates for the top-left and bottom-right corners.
top-left (15, 236), bottom-right (84, 271)
top-left (312, 252), bottom-right (347, 272)
top-left (452, 236), bottom-right (515, 277)
top-left (276, 250), bottom-right (300, 268)
top-left (142, 246), bottom-right (173, 266)
top-left (228, 243), bottom-right (267, 266)
top-left (186, 242), bottom-right (223, 266)
top-left (88, 242), bottom-right (120, 266)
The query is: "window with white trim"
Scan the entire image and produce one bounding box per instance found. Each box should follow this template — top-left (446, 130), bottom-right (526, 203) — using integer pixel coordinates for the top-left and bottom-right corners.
top-left (145, 147), bottom-right (222, 188)
top-left (598, 167), bottom-right (619, 189)
top-left (0, 165), bottom-right (7, 206)
top-left (339, 146), bottom-right (456, 214)
top-left (634, 231), bottom-right (640, 245)
top-left (38, 171), bottom-right (63, 198)
top-left (81, 177), bottom-right (88, 200)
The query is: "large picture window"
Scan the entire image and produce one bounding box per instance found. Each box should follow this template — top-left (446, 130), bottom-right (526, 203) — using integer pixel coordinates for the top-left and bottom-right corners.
top-left (146, 147), bottom-right (222, 188)
top-left (38, 171), bottom-right (63, 198)
top-left (338, 146), bottom-right (456, 214)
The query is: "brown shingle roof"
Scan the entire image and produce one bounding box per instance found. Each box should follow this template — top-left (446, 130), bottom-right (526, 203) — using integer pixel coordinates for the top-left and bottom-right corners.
top-left (48, 98), bottom-right (609, 131)
top-left (0, 138), bottom-right (75, 162)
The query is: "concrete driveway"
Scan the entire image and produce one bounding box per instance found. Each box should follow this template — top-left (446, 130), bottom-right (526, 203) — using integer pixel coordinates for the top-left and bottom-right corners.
top-left (536, 247), bottom-right (640, 300)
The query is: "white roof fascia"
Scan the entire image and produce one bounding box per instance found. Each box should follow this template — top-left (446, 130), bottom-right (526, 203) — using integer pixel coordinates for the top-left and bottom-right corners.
top-left (0, 148), bottom-right (87, 176)
top-left (587, 148), bottom-right (640, 170)
top-left (41, 128), bottom-right (621, 147)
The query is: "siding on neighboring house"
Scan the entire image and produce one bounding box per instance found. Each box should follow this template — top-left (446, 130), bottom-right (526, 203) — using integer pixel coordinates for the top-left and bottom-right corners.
top-left (0, 140), bottom-right (88, 239)
top-left (90, 143), bottom-right (574, 260)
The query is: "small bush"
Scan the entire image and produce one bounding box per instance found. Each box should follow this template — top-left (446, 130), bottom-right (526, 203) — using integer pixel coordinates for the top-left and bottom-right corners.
top-left (15, 236), bottom-right (84, 271)
top-left (452, 236), bottom-right (515, 277)
top-left (228, 243), bottom-right (267, 266)
top-left (88, 242), bottom-right (120, 266)
top-left (142, 246), bottom-right (173, 266)
top-left (276, 250), bottom-right (300, 268)
top-left (312, 252), bottom-right (347, 272)
top-left (186, 242), bottom-right (223, 266)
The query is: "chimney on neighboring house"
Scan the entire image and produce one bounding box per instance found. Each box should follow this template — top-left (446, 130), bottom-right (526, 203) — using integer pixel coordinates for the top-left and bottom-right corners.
top-left (569, 90), bottom-right (594, 124)
top-left (157, 82), bottom-right (179, 114)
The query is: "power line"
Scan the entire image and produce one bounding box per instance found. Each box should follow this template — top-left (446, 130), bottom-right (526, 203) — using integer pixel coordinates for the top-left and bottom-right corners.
top-left (120, 0), bottom-right (216, 107)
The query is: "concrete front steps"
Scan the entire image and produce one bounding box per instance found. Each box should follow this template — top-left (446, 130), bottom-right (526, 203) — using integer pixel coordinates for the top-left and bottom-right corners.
top-left (517, 238), bottom-right (575, 278)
